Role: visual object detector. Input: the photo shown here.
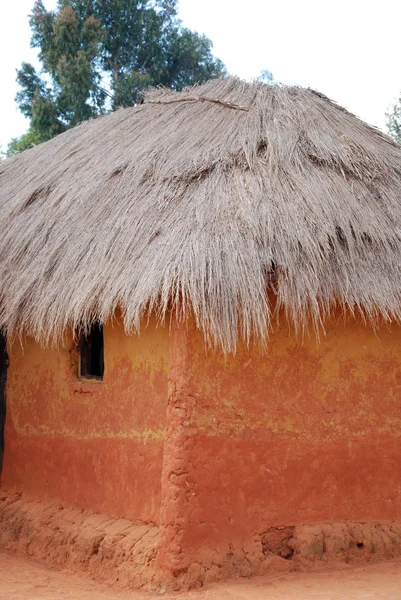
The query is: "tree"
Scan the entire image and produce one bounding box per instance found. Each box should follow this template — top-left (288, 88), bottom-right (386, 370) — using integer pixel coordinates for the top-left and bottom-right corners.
top-left (387, 97), bottom-right (401, 144)
top-left (5, 129), bottom-right (43, 157)
top-left (10, 0), bottom-right (226, 153)
top-left (256, 69), bottom-right (274, 84)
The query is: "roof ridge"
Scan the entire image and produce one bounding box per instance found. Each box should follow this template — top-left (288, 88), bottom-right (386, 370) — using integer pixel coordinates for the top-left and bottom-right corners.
top-left (146, 95), bottom-right (250, 112)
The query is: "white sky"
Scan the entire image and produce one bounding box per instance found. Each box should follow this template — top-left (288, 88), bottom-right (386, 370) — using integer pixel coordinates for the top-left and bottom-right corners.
top-left (1, 0), bottom-right (401, 151)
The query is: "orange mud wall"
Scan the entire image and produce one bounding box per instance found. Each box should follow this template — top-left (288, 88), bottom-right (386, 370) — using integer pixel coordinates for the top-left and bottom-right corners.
top-left (2, 318), bottom-right (169, 523)
top-left (159, 316), bottom-right (401, 576)
top-left (3, 311), bottom-right (401, 585)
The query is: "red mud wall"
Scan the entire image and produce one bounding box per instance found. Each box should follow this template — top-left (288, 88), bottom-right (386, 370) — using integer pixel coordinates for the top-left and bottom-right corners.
top-left (164, 316), bottom-right (401, 572)
top-left (1, 318), bottom-right (169, 523)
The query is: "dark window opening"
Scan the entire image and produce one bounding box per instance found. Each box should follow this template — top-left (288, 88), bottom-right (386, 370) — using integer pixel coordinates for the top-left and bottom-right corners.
top-left (79, 323), bottom-right (104, 380)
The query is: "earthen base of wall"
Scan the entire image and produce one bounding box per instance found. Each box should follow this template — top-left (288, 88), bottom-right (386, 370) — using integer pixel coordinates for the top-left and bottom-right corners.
top-left (2, 488), bottom-right (401, 590)
top-left (175, 521), bottom-right (401, 589)
top-left (0, 488), bottom-right (161, 590)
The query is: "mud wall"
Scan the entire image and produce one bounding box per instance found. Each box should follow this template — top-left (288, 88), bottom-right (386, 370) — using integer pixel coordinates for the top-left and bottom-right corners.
top-left (161, 316), bottom-right (401, 574)
top-left (1, 317), bottom-right (169, 523)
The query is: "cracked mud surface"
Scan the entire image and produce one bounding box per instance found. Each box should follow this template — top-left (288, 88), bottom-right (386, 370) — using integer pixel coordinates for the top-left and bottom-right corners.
top-left (3, 489), bottom-right (401, 590)
top-left (1, 550), bottom-right (401, 599)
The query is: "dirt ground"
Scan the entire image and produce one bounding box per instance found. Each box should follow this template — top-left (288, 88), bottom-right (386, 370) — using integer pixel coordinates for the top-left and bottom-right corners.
top-left (2, 552), bottom-right (401, 600)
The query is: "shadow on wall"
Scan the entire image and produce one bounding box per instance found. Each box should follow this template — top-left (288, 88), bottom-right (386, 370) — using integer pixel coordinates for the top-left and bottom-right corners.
top-left (0, 334), bottom-right (8, 479)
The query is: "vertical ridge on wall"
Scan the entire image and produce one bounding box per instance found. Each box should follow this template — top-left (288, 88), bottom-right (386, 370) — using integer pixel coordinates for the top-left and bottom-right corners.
top-left (158, 320), bottom-right (196, 582)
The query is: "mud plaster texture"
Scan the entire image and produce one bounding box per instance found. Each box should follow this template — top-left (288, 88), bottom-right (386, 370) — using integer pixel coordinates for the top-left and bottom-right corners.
top-left (2, 489), bottom-right (401, 591)
top-left (3, 315), bottom-right (401, 589)
top-left (0, 490), bottom-right (160, 589)
top-left (2, 318), bottom-right (169, 522)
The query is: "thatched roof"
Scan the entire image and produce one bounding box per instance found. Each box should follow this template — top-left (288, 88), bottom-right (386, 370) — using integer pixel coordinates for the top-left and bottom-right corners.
top-left (1, 77), bottom-right (401, 351)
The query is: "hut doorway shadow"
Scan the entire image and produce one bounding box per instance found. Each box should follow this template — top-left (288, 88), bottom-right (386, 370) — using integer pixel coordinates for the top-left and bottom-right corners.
top-left (0, 334), bottom-right (8, 477)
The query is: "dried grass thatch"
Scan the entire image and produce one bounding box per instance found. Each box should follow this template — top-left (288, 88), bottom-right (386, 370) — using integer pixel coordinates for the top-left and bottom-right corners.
top-left (1, 77), bottom-right (401, 351)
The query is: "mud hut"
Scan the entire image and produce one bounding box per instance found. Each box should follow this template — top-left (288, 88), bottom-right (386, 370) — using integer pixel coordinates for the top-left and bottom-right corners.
top-left (1, 78), bottom-right (401, 589)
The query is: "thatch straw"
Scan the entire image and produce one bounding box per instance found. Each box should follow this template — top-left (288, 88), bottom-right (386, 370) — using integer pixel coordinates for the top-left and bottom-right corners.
top-left (1, 77), bottom-right (401, 351)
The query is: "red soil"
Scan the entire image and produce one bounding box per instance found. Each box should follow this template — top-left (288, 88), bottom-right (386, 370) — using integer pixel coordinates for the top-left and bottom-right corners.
top-left (1, 550), bottom-right (401, 600)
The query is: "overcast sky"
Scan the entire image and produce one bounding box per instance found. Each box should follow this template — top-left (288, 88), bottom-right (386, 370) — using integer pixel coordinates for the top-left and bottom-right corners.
top-left (1, 0), bottom-right (401, 151)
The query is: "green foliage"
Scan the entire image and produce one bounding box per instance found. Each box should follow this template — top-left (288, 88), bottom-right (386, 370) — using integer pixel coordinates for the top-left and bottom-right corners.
top-left (15, 62), bottom-right (47, 118)
top-left (387, 98), bottom-right (401, 144)
top-left (12, 0), bottom-right (226, 152)
top-left (29, 0), bottom-right (105, 123)
top-left (6, 128), bottom-right (44, 157)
